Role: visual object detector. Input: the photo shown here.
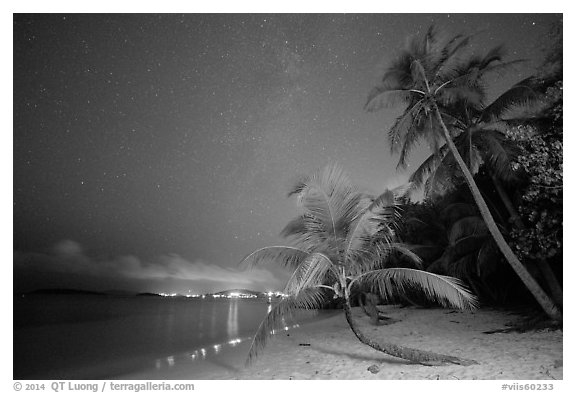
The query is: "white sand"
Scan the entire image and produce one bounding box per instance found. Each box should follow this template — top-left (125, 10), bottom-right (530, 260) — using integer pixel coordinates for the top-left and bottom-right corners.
top-left (121, 306), bottom-right (562, 380)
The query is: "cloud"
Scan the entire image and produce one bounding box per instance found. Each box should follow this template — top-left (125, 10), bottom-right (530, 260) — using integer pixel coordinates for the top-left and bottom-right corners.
top-left (53, 239), bottom-right (84, 256)
top-left (14, 239), bottom-right (285, 292)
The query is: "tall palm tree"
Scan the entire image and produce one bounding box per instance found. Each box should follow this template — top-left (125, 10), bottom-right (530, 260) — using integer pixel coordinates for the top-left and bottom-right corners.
top-left (241, 164), bottom-right (478, 366)
top-left (407, 77), bottom-right (535, 200)
top-left (409, 113), bottom-right (563, 308)
top-left (407, 77), bottom-right (563, 308)
top-left (365, 26), bottom-right (561, 321)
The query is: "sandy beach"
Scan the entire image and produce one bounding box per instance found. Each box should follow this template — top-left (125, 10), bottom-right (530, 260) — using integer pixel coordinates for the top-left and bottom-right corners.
top-left (122, 305), bottom-right (562, 380)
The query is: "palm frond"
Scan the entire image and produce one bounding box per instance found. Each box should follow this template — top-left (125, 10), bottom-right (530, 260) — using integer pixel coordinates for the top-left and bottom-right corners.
top-left (472, 129), bottom-right (519, 181)
top-left (479, 59), bottom-right (525, 78)
top-left (437, 108), bottom-right (471, 134)
top-left (382, 64), bottom-right (413, 91)
top-left (388, 182), bottom-right (413, 200)
top-left (280, 214), bottom-right (328, 250)
top-left (410, 59), bottom-right (430, 87)
top-left (397, 113), bottom-right (431, 169)
top-left (384, 242), bottom-right (423, 268)
top-left (477, 44), bottom-right (506, 68)
top-left (240, 246), bottom-right (309, 270)
top-left (456, 130), bottom-right (483, 175)
top-left (334, 192), bottom-right (367, 240)
top-left (423, 155), bottom-right (459, 199)
top-left (414, 25), bottom-right (455, 79)
top-left (288, 164), bottom-right (358, 241)
top-left (283, 252), bottom-right (337, 295)
top-left (481, 119), bottom-right (515, 132)
top-left (480, 77), bottom-right (541, 122)
top-left (450, 45), bottom-right (505, 81)
top-left (245, 288), bottom-right (326, 365)
top-left (352, 268), bottom-right (478, 310)
top-left (343, 190), bottom-right (400, 265)
top-left (438, 55), bottom-right (524, 109)
top-left (439, 71), bottom-right (485, 107)
top-left (280, 215), bottom-right (309, 238)
top-left (388, 99), bottom-right (426, 159)
top-left (371, 189), bottom-right (401, 221)
top-left (369, 26), bottom-right (529, 186)
top-left (448, 216), bottom-right (489, 245)
top-left (365, 88), bottom-right (413, 112)
top-left (424, 112), bottom-right (449, 153)
top-left (432, 34), bottom-right (473, 84)
top-left (408, 144), bottom-right (449, 190)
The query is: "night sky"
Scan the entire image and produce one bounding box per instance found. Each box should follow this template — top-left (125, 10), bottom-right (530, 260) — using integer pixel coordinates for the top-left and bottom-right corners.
top-left (13, 13), bottom-right (562, 294)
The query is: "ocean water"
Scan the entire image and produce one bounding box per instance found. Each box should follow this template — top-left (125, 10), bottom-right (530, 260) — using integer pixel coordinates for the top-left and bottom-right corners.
top-left (13, 294), bottom-right (316, 379)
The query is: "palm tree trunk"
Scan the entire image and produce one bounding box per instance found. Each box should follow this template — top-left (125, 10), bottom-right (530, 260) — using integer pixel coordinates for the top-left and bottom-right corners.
top-left (433, 104), bottom-right (562, 321)
top-left (359, 292), bottom-right (381, 325)
top-left (538, 261), bottom-right (563, 308)
top-left (491, 175), bottom-right (563, 308)
top-left (342, 296), bottom-right (477, 366)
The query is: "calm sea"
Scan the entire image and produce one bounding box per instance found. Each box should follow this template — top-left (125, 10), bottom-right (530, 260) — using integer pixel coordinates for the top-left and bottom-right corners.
top-left (13, 294), bottom-right (318, 379)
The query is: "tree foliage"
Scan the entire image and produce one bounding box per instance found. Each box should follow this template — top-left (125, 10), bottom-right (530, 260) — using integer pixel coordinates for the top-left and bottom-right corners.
top-left (507, 81), bottom-right (563, 261)
top-left (241, 164), bottom-right (477, 365)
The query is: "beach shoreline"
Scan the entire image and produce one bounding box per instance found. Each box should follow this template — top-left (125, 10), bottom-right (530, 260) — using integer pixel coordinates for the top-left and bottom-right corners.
top-left (121, 305), bottom-right (562, 380)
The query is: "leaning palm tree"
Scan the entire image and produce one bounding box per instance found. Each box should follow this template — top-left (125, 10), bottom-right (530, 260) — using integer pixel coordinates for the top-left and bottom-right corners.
top-left (365, 26), bottom-right (561, 321)
top-left (241, 164), bottom-right (478, 366)
top-left (408, 86), bottom-right (563, 309)
top-left (407, 76), bottom-right (536, 201)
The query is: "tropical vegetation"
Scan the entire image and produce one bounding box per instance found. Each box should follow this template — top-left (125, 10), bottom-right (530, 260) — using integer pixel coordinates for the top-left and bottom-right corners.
top-left (241, 164), bottom-right (478, 365)
top-left (364, 26), bottom-right (562, 321)
top-left (240, 22), bottom-right (562, 366)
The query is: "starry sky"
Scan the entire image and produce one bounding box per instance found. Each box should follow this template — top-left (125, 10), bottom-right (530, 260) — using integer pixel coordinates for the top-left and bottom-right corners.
top-left (13, 13), bottom-right (562, 294)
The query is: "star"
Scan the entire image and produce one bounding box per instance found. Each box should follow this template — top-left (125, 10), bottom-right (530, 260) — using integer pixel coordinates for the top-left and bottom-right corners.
top-left (13, 13), bottom-right (562, 295)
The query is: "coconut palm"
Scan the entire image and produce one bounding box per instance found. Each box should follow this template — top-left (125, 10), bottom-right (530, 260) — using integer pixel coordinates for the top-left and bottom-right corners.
top-left (406, 72), bottom-right (550, 234)
top-left (409, 110), bottom-right (564, 308)
top-left (407, 77), bottom-right (536, 200)
top-left (365, 26), bottom-right (561, 321)
top-left (407, 77), bottom-right (563, 308)
top-left (241, 164), bottom-right (478, 366)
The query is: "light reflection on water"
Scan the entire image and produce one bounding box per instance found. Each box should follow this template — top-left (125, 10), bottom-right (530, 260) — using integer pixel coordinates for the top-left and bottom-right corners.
top-left (154, 322), bottom-right (301, 370)
top-left (210, 307), bottom-right (217, 339)
top-left (154, 299), bottom-right (303, 370)
top-left (14, 295), bottom-right (318, 379)
top-left (197, 299), bottom-right (205, 339)
top-left (227, 300), bottom-right (238, 338)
